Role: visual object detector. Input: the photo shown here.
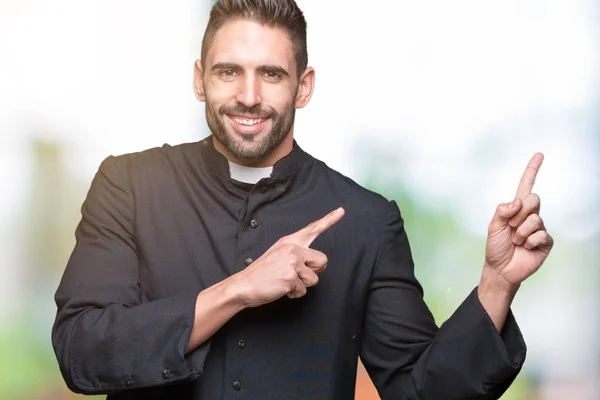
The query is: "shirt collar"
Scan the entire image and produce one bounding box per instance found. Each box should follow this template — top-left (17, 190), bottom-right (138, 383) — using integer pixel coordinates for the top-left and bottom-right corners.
top-left (228, 161), bottom-right (273, 184)
top-left (199, 135), bottom-right (310, 182)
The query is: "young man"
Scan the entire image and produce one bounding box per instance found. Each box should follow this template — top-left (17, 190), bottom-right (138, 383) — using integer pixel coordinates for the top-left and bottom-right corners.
top-left (52, 0), bottom-right (553, 399)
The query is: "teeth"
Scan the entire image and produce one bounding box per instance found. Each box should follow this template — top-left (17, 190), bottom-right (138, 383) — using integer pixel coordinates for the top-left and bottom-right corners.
top-left (232, 117), bottom-right (265, 126)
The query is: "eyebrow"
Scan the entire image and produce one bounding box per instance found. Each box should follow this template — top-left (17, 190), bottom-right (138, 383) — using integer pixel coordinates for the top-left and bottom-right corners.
top-left (257, 65), bottom-right (290, 77)
top-left (211, 62), bottom-right (290, 77)
top-left (211, 62), bottom-right (242, 72)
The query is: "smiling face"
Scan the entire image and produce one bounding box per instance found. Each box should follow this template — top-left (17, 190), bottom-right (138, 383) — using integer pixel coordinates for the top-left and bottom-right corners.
top-left (194, 18), bottom-right (315, 166)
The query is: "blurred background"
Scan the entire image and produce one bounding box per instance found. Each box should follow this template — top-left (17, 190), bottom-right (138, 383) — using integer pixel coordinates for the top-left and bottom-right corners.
top-left (1, 0), bottom-right (598, 399)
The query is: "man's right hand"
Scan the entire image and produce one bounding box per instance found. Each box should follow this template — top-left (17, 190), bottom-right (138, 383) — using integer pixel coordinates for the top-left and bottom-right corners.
top-left (186, 207), bottom-right (345, 353)
top-left (231, 207), bottom-right (345, 308)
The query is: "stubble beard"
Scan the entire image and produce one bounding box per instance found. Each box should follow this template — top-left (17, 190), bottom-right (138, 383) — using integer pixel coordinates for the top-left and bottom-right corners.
top-left (206, 100), bottom-right (296, 161)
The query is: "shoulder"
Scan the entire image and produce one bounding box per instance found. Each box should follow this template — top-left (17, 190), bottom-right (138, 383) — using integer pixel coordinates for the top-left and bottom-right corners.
top-left (96, 141), bottom-right (201, 184)
top-left (309, 156), bottom-right (393, 223)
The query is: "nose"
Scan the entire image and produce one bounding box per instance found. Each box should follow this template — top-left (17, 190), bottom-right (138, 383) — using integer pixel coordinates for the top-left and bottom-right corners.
top-left (235, 74), bottom-right (262, 108)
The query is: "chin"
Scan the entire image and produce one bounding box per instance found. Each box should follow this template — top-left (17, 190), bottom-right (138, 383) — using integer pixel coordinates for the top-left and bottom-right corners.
top-left (225, 136), bottom-right (268, 160)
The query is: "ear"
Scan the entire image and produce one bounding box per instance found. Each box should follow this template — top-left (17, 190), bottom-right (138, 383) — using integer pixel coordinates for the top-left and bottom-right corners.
top-left (295, 66), bottom-right (315, 109)
top-left (193, 59), bottom-right (206, 102)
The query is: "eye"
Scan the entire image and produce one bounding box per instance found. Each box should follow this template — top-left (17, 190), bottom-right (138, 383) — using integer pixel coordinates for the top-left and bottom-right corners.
top-left (262, 71), bottom-right (281, 81)
top-left (220, 70), bottom-right (239, 80)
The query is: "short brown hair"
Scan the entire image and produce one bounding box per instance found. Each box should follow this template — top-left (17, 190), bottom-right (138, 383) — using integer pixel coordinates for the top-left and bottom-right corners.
top-left (201, 0), bottom-right (308, 79)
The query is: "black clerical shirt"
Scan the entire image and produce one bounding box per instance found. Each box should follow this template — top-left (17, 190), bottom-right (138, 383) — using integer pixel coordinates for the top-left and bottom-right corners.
top-left (52, 136), bottom-right (526, 399)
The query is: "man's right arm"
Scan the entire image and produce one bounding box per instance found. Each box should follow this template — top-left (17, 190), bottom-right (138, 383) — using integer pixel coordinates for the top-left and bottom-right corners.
top-left (52, 155), bottom-right (215, 394)
top-left (53, 155), bottom-right (342, 395)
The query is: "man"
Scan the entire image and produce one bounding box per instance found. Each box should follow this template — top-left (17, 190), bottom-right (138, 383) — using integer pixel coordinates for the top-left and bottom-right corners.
top-left (52, 0), bottom-right (554, 399)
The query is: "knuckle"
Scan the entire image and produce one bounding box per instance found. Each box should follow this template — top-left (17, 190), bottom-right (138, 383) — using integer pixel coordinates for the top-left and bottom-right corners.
top-left (288, 253), bottom-right (299, 266)
top-left (539, 233), bottom-right (550, 242)
top-left (496, 203), bottom-right (510, 216)
top-left (278, 236), bottom-right (289, 245)
top-left (304, 272), bottom-right (318, 286)
top-left (530, 214), bottom-right (542, 225)
top-left (284, 269), bottom-right (298, 281)
top-left (540, 231), bottom-right (550, 240)
top-left (312, 251), bottom-right (327, 266)
top-left (529, 193), bottom-right (541, 204)
top-left (287, 283), bottom-right (297, 296)
top-left (297, 286), bottom-right (307, 297)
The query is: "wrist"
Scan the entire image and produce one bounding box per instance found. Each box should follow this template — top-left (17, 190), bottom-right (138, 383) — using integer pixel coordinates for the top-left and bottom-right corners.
top-left (222, 274), bottom-right (251, 311)
top-left (477, 265), bottom-right (520, 333)
top-left (187, 275), bottom-right (248, 353)
top-left (479, 264), bottom-right (520, 301)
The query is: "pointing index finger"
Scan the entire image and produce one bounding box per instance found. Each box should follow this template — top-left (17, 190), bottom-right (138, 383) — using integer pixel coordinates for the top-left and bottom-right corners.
top-left (293, 207), bottom-right (345, 247)
top-left (515, 153), bottom-right (544, 200)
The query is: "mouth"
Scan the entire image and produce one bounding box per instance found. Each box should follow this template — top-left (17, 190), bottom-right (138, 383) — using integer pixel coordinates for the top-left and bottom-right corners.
top-left (226, 114), bottom-right (270, 135)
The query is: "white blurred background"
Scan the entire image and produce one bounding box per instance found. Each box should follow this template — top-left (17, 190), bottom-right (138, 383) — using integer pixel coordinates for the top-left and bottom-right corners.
top-left (1, 1), bottom-right (598, 398)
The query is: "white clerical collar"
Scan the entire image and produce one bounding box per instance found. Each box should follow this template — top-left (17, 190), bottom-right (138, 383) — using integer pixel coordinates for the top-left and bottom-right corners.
top-left (228, 161), bottom-right (273, 184)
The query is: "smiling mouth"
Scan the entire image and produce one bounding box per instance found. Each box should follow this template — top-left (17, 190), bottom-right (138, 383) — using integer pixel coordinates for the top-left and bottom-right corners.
top-left (226, 114), bottom-right (270, 134)
top-left (229, 116), bottom-right (267, 126)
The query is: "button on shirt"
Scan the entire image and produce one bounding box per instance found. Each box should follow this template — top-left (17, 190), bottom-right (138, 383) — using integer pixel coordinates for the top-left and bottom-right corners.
top-left (52, 136), bottom-right (526, 399)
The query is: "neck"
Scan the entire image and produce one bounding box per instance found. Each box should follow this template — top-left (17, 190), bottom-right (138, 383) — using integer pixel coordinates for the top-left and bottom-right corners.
top-left (212, 129), bottom-right (295, 168)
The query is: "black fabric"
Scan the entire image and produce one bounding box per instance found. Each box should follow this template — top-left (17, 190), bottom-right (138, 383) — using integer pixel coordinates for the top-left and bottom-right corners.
top-left (52, 135), bottom-right (526, 399)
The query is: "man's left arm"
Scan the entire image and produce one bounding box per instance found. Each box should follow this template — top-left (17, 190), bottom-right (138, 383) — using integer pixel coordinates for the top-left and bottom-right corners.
top-left (478, 152), bottom-right (554, 333)
top-left (360, 153), bottom-right (553, 400)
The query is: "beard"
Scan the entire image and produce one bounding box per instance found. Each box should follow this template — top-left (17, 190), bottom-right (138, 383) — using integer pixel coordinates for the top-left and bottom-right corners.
top-left (205, 100), bottom-right (296, 161)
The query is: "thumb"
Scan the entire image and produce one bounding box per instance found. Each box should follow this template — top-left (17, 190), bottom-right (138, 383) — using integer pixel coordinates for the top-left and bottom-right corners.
top-left (489, 199), bottom-right (522, 230)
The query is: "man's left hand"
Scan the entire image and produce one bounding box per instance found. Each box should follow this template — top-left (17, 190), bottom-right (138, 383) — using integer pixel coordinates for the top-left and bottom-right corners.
top-left (483, 153), bottom-right (554, 292)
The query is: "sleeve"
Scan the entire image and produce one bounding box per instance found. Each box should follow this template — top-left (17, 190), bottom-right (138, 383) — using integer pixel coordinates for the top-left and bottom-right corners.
top-left (359, 200), bottom-right (526, 400)
top-left (51, 155), bottom-right (210, 395)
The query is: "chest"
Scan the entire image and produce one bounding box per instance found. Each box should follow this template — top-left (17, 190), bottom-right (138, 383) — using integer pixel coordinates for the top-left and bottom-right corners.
top-left (131, 181), bottom-right (375, 306)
